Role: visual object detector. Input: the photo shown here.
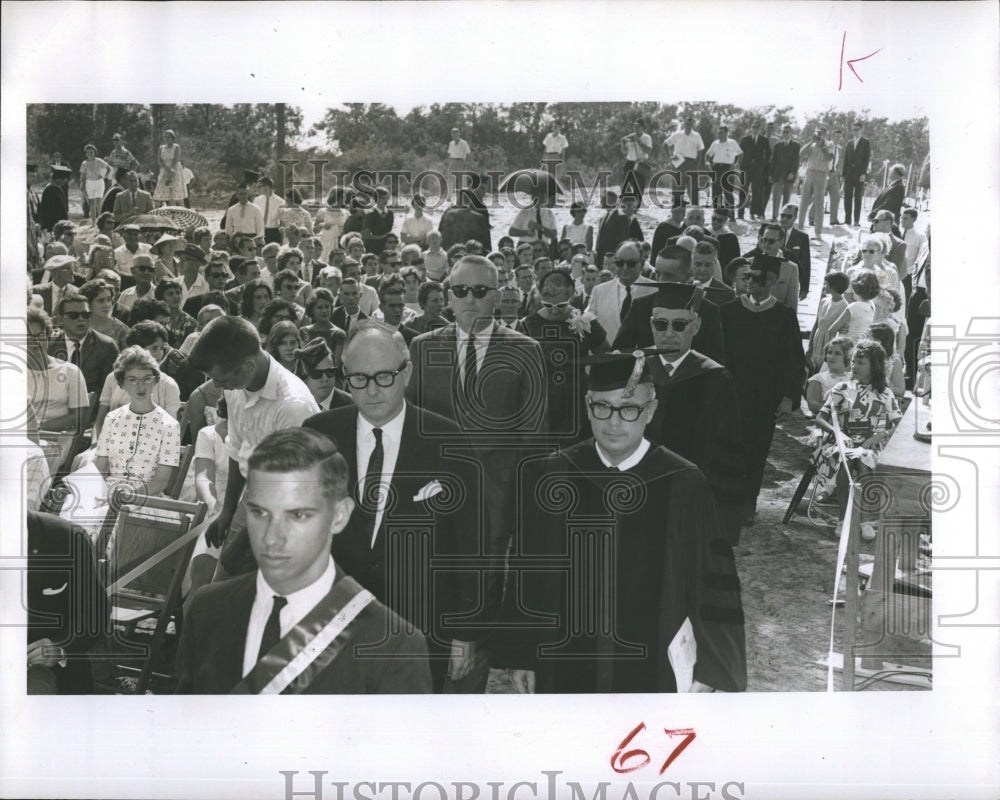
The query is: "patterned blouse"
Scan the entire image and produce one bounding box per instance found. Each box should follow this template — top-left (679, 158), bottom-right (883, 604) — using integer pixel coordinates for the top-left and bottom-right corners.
top-left (95, 404), bottom-right (181, 486)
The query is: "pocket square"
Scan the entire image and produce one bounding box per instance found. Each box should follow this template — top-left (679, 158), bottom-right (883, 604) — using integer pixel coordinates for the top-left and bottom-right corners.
top-left (42, 583), bottom-right (68, 596)
top-left (413, 480), bottom-right (444, 502)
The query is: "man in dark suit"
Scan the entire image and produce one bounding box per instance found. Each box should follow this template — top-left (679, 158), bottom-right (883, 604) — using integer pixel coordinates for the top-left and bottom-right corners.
top-left (176, 427), bottom-right (432, 694)
top-left (842, 121), bottom-right (871, 226)
top-left (182, 260), bottom-right (235, 317)
top-left (48, 292), bottom-right (119, 401)
top-left (612, 245), bottom-right (726, 364)
top-left (27, 511), bottom-right (111, 694)
top-left (407, 255), bottom-right (548, 688)
top-left (777, 202), bottom-right (812, 292)
top-left (303, 322), bottom-right (481, 692)
top-left (868, 164), bottom-right (907, 225)
top-left (112, 171), bottom-right (154, 224)
top-left (707, 210), bottom-right (741, 269)
top-left (690, 240), bottom-right (737, 306)
top-left (768, 125), bottom-right (800, 221)
top-left (738, 121), bottom-right (771, 220)
top-left (331, 278), bottom-right (369, 334)
top-left (594, 192), bottom-right (644, 265)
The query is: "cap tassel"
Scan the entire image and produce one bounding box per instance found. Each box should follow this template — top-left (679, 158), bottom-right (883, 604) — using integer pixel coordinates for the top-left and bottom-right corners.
top-left (623, 350), bottom-right (646, 398)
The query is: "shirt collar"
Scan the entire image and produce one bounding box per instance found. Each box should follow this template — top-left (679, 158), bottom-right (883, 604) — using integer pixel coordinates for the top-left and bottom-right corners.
top-left (596, 438), bottom-right (651, 471)
top-left (456, 320), bottom-right (496, 347)
top-left (255, 555), bottom-right (336, 619)
top-left (358, 402), bottom-right (406, 440)
top-left (241, 352), bottom-right (282, 401)
top-left (659, 349), bottom-right (692, 372)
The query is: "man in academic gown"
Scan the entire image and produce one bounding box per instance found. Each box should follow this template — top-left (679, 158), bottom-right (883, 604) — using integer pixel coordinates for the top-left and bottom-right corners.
top-left (643, 283), bottom-right (745, 545)
top-left (612, 244), bottom-right (726, 364)
top-left (720, 255), bottom-right (804, 525)
top-left (493, 353), bottom-right (747, 694)
top-left (175, 427), bottom-right (432, 694)
top-left (649, 200), bottom-right (687, 263)
top-left (37, 164), bottom-right (71, 233)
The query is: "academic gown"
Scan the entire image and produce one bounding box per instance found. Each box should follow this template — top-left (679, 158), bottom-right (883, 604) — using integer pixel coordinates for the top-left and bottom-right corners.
top-left (493, 441), bottom-right (747, 694)
top-left (720, 297), bottom-right (804, 503)
top-left (611, 292), bottom-right (726, 365)
top-left (645, 352), bottom-right (746, 545)
top-left (37, 183), bottom-right (69, 232)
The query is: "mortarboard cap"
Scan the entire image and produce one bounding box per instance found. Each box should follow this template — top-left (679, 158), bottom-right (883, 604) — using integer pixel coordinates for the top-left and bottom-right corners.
top-left (584, 350), bottom-right (654, 397)
top-left (750, 254), bottom-right (783, 279)
top-left (50, 164), bottom-right (72, 177)
top-left (651, 281), bottom-right (703, 311)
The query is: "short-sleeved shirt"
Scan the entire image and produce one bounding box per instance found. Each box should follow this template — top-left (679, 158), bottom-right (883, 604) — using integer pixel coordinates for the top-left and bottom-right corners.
top-left (99, 371), bottom-right (181, 418)
top-left (95, 404), bottom-right (181, 485)
top-left (707, 139), bottom-right (742, 166)
top-left (27, 358), bottom-right (89, 424)
top-left (448, 139), bottom-right (471, 159)
top-left (511, 206), bottom-right (557, 244)
top-left (543, 132), bottom-right (569, 154)
top-left (666, 130), bottom-right (705, 160)
top-left (224, 353), bottom-right (320, 477)
top-left (624, 133), bottom-right (653, 163)
top-left (114, 242), bottom-right (152, 276)
top-left (400, 214), bottom-right (433, 245)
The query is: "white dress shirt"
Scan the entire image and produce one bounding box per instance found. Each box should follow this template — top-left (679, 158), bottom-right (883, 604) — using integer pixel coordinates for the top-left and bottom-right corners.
top-left (356, 404), bottom-right (406, 546)
top-left (659, 349), bottom-right (692, 375)
top-left (596, 438), bottom-right (651, 471)
top-left (455, 321), bottom-right (496, 382)
top-left (242, 556), bottom-right (337, 677)
top-left (253, 192), bottom-right (286, 229)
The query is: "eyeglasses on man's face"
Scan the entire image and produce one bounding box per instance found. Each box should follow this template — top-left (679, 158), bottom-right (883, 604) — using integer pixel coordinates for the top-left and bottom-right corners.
top-left (450, 284), bottom-right (494, 299)
top-left (343, 361), bottom-right (409, 389)
top-left (307, 367), bottom-right (338, 380)
top-left (588, 400), bottom-right (652, 422)
top-left (61, 311), bottom-right (92, 320)
top-left (614, 259), bottom-right (641, 269)
top-left (541, 301), bottom-right (570, 310)
top-left (761, 237), bottom-right (781, 245)
top-left (650, 318), bottom-right (695, 333)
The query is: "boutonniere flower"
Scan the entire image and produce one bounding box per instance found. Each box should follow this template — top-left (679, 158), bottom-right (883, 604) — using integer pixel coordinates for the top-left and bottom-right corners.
top-left (567, 309), bottom-right (595, 340)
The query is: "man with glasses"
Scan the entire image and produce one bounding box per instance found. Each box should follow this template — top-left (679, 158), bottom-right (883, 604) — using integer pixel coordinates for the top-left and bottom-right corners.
top-left (494, 351), bottom-right (747, 694)
top-left (611, 245), bottom-right (726, 364)
top-left (586, 239), bottom-right (644, 343)
top-left (187, 316), bottom-right (319, 578)
top-left (644, 283), bottom-right (745, 545)
top-left (302, 321), bottom-right (480, 692)
top-left (776, 203), bottom-right (811, 292)
top-left (184, 258), bottom-right (233, 317)
top-left (114, 253), bottom-right (157, 318)
top-left (407, 255), bottom-right (547, 691)
top-left (720, 255), bottom-right (805, 526)
top-left (49, 291), bottom-right (119, 401)
top-left (744, 223), bottom-right (801, 309)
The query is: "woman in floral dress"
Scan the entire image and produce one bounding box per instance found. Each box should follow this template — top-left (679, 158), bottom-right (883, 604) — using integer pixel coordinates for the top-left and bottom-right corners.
top-left (152, 129), bottom-right (187, 206)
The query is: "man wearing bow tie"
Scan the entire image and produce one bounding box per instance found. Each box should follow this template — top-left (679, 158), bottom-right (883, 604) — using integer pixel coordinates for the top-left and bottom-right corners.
top-left (304, 321), bottom-right (482, 692)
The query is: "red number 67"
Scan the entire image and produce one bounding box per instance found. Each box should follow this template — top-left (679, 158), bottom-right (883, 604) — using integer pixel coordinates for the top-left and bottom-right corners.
top-left (610, 722), bottom-right (697, 775)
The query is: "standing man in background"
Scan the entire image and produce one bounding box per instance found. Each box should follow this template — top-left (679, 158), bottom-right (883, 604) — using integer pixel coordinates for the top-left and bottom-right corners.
top-left (620, 118), bottom-right (653, 199)
top-left (797, 127), bottom-right (833, 240)
top-left (665, 116), bottom-right (705, 208)
top-left (447, 127), bottom-right (471, 199)
top-left (841, 121), bottom-right (871, 227)
top-left (541, 120), bottom-right (568, 181)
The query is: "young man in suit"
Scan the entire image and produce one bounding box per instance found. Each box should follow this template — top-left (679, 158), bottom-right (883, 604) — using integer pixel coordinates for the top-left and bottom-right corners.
top-left (611, 245), bottom-right (726, 365)
top-left (742, 223), bottom-right (801, 310)
top-left (303, 321), bottom-right (481, 692)
top-left (112, 171), bottom-right (153, 224)
top-left (48, 291), bottom-right (119, 401)
top-left (331, 278), bottom-right (369, 334)
top-left (27, 511), bottom-right (111, 694)
top-left (737, 121), bottom-right (771, 220)
top-left (768, 126), bottom-right (800, 221)
top-left (842, 121), bottom-right (872, 227)
top-left (407, 256), bottom-right (547, 690)
top-left (175, 427), bottom-right (432, 694)
top-left (777, 203), bottom-right (812, 295)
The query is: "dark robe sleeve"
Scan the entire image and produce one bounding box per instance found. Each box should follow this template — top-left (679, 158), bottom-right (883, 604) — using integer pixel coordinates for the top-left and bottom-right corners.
top-left (693, 299), bottom-right (726, 365)
top-left (695, 369), bottom-right (746, 516)
top-left (778, 306), bottom-right (806, 406)
top-left (660, 469), bottom-right (747, 692)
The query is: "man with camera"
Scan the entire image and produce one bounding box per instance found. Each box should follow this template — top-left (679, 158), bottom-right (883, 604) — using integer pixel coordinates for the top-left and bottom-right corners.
top-left (797, 126), bottom-right (834, 240)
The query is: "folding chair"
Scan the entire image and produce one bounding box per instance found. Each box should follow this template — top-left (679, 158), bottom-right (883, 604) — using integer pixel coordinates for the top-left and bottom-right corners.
top-left (102, 496), bottom-right (206, 693)
top-left (164, 445), bottom-right (193, 500)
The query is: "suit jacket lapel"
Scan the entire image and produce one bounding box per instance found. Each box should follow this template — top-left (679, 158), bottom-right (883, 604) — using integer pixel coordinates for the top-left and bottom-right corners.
top-left (218, 574), bottom-right (257, 688)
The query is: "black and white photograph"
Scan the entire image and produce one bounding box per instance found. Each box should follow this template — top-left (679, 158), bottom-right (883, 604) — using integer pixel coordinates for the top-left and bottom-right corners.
top-left (2, 3), bottom-right (998, 799)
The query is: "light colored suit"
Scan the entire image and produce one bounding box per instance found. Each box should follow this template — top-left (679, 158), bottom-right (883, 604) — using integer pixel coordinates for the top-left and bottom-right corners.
top-left (585, 277), bottom-right (631, 343)
top-left (112, 189), bottom-right (154, 223)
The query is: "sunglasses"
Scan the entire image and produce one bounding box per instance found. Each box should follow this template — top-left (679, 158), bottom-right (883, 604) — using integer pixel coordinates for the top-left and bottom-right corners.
top-left (307, 368), bottom-right (338, 380)
top-left (541, 301), bottom-right (570, 310)
top-left (779, 213), bottom-right (794, 219)
top-left (762, 238), bottom-right (781, 245)
top-left (651, 318), bottom-right (695, 333)
top-left (861, 248), bottom-right (880, 254)
top-left (614, 259), bottom-right (641, 269)
top-left (61, 311), bottom-right (92, 320)
top-left (133, 266), bottom-right (155, 274)
top-left (450, 284), bottom-right (494, 299)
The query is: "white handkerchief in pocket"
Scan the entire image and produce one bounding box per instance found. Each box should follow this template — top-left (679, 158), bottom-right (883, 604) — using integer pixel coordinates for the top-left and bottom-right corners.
top-left (413, 480), bottom-right (444, 503)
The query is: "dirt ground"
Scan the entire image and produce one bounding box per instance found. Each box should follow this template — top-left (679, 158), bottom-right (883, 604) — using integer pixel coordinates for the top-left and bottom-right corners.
top-left (64, 181), bottom-right (931, 693)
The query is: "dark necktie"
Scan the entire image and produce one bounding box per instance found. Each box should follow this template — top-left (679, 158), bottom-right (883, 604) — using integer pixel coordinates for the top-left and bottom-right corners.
top-left (362, 428), bottom-right (384, 543)
top-left (662, 362), bottom-right (673, 379)
top-left (464, 331), bottom-right (478, 396)
top-left (69, 340), bottom-right (81, 367)
top-left (620, 284), bottom-right (632, 322)
top-left (257, 595), bottom-right (288, 661)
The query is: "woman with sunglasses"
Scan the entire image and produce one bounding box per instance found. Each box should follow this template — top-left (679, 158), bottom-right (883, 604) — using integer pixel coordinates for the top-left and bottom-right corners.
top-left (294, 337), bottom-right (351, 411)
top-left (515, 268), bottom-right (608, 443)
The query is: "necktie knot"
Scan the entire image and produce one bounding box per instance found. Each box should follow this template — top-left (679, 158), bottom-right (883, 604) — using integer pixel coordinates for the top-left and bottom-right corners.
top-left (257, 595), bottom-right (288, 661)
top-left (372, 427), bottom-right (382, 446)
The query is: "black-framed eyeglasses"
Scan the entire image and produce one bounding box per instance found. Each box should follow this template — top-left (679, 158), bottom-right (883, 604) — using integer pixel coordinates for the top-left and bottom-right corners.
top-left (541, 301), bottom-right (570, 310)
top-left (343, 360), bottom-right (409, 389)
top-left (307, 367), bottom-right (338, 380)
top-left (61, 311), bottom-right (92, 320)
top-left (615, 259), bottom-right (640, 269)
top-left (133, 266), bottom-right (155, 273)
top-left (761, 237), bottom-right (781, 245)
top-left (588, 400), bottom-right (652, 422)
top-left (650, 318), bottom-right (695, 333)
top-left (779, 213), bottom-right (794, 218)
top-left (450, 284), bottom-right (494, 299)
